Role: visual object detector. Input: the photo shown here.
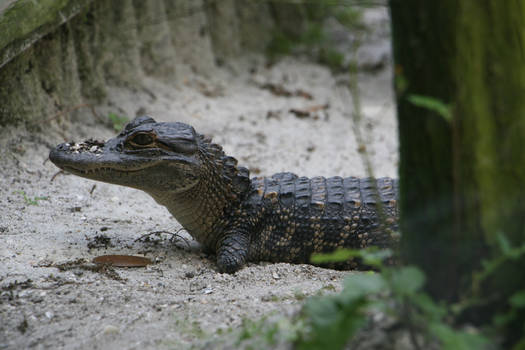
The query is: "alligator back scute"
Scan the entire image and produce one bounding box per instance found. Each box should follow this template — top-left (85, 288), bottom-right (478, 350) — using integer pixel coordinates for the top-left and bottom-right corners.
top-left (246, 173), bottom-right (399, 265)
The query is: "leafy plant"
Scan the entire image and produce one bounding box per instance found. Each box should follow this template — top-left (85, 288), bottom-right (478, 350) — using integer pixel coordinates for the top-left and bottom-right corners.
top-left (311, 246), bottom-right (392, 266)
top-left (266, 30), bottom-right (295, 58)
top-left (234, 314), bottom-right (304, 349)
top-left (224, 243), bottom-right (525, 349)
top-left (407, 94), bottom-right (452, 122)
top-left (307, 238), bottom-right (525, 349)
top-left (296, 272), bottom-right (385, 350)
top-left (266, 2), bottom-right (364, 71)
top-left (318, 47), bottom-right (345, 71)
top-left (107, 113), bottom-right (128, 132)
top-left (15, 190), bottom-right (49, 206)
top-left (302, 248), bottom-right (491, 349)
top-left (334, 6), bottom-right (365, 31)
top-left (304, 1), bottom-right (364, 30)
top-left (298, 22), bottom-right (325, 46)
top-left (467, 234), bottom-right (525, 349)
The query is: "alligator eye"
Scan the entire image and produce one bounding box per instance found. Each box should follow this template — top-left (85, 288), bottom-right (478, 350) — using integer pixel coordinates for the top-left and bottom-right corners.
top-left (128, 133), bottom-right (155, 147)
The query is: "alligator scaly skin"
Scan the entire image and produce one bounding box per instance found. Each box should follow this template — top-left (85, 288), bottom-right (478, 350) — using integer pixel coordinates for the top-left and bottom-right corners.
top-left (239, 173), bottom-right (398, 269)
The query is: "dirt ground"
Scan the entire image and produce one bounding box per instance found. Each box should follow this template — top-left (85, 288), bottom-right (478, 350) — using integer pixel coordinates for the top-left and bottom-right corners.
top-left (0, 10), bottom-right (397, 350)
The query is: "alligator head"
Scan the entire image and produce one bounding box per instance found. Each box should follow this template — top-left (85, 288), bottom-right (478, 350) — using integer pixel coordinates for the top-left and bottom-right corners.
top-left (49, 116), bottom-right (204, 194)
top-left (49, 116), bottom-right (251, 247)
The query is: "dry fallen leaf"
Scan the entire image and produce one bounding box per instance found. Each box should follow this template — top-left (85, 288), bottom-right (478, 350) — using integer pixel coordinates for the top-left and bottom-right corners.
top-left (92, 255), bottom-right (152, 267)
top-left (289, 104), bottom-right (330, 119)
top-left (260, 83), bottom-right (314, 100)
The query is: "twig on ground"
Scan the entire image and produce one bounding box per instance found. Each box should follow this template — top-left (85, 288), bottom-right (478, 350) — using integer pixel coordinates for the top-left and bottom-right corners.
top-left (135, 229), bottom-right (191, 249)
top-left (50, 170), bottom-right (65, 182)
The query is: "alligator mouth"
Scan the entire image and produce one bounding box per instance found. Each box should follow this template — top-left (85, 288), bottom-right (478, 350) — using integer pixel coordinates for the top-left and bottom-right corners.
top-left (62, 165), bottom-right (144, 175)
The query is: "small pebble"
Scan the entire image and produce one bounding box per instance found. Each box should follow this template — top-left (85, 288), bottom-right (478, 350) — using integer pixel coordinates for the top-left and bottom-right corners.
top-left (103, 325), bottom-right (119, 334)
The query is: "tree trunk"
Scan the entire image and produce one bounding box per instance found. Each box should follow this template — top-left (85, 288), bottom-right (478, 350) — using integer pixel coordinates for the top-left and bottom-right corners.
top-left (390, 0), bottom-right (525, 343)
top-left (389, 1), bottom-right (463, 301)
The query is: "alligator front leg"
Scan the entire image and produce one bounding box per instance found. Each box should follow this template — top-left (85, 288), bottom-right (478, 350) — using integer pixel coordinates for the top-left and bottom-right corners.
top-left (216, 232), bottom-right (249, 273)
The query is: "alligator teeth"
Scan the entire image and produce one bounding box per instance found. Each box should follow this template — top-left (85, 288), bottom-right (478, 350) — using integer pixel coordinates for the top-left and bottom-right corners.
top-left (79, 167), bottom-right (126, 175)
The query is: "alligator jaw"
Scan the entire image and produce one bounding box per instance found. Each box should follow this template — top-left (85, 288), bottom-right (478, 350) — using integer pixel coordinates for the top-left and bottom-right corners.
top-left (49, 140), bottom-right (150, 182)
top-left (59, 165), bottom-right (138, 176)
top-left (49, 138), bottom-right (198, 193)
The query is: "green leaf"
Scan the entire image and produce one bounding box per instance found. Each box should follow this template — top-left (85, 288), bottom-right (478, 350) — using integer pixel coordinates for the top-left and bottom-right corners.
top-left (299, 294), bottom-right (369, 350)
top-left (303, 296), bottom-right (343, 328)
top-left (508, 243), bottom-right (525, 260)
top-left (510, 290), bottom-right (525, 308)
top-left (407, 94), bottom-right (452, 122)
top-left (389, 266), bottom-right (426, 296)
top-left (107, 113), bottom-right (129, 132)
top-left (493, 310), bottom-right (516, 327)
top-left (496, 233), bottom-right (512, 254)
top-left (310, 248), bottom-right (357, 264)
top-left (318, 48), bottom-right (345, 71)
top-left (411, 293), bottom-right (447, 321)
top-left (342, 273), bottom-right (386, 300)
top-left (297, 273), bottom-right (387, 350)
top-left (360, 249), bottom-right (392, 268)
top-left (334, 7), bottom-right (364, 31)
top-left (429, 323), bottom-right (488, 350)
top-left (299, 23), bottom-right (325, 45)
top-left (311, 247), bottom-right (391, 268)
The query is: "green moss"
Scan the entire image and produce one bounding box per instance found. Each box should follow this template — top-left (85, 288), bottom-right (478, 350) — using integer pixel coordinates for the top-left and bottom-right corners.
top-left (68, 7), bottom-right (107, 101)
top-left (0, 0), bottom-right (93, 61)
top-left (0, 18), bottom-right (85, 126)
top-left (0, 47), bottom-right (41, 125)
top-left (0, 0), bottom-right (67, 50)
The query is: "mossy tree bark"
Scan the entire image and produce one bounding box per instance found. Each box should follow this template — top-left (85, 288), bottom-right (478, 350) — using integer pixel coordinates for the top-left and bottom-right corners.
top-left (390, 0), bottom-right (525, 342)
top-left (389, 1), bottom-right (460, 301)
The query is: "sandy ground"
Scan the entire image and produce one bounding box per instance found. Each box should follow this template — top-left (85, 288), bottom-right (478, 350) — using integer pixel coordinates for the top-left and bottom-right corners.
top-left (0, 10), bottom-right (397, 350)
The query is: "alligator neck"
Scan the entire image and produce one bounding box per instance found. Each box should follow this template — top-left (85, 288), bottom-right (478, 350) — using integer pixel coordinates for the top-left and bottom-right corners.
top-left (146, 145), bottom-right (250, 251)
top-left (149, 178), bottom-right (237, 250)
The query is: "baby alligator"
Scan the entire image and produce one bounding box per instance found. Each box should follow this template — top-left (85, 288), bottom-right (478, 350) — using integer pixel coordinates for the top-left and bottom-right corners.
top-left (50, 116), bottom-right (398, 272)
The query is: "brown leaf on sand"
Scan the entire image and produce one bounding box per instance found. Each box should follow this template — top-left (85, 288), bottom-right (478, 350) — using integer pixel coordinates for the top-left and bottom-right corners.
top-left (295, 89), bottom-right (313, 100)
top-left (93, 255), bottom-right (152, 267)
top-left (260, 83), bottom-right (314, 100)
